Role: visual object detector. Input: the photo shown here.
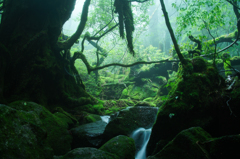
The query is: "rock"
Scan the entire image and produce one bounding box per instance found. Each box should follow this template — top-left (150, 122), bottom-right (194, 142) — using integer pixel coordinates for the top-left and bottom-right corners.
top-left (147, 127), bottom-right (212, 159)
top-left (120, 84), bottom-right (158, 100)
top-left (204, 135), bottom-right (240, 159)
top-left (73, 111), bottom-right (102, 125)
top-left (135, 101), bottom-right (155, 107)
top-left (8, 101), bottom-right (73, 156)
top-left (71, 120), bottom-right (108, 148)
top-left (0, 104), bottom-right (53, 159)
top-left (102, 106), bottom-right (158, 144)
top-left (147, 63), bottom-right (240, 155)
top-left (100, 135), bottom-right (136, 159)
top-left (58, 147), bottom-right (119, 159)
top-left (148, 127), bottom-right (240, 159)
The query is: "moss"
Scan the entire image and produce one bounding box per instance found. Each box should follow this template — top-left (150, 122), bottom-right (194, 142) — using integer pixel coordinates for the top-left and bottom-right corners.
top-left (81, 111), bottom-right (101, 123)
top-left (9, 101), bottom-right (72, 156)
top-left (192, 56), bottom-right (207, 73)
top-left (224, 60), bottom-right (232, 76)
top-left (100, 135), bottom-right (135, 159)
top-left (0, 104), bottom-right (53, 159)
top-left (150, 127), bottom-right (212, 159)
top-left (230, 56), bottom-right (240, 61)
top-left (53, 107), bottom-right (78, 125)
top-left (147, 59), bottom-right (226, 155)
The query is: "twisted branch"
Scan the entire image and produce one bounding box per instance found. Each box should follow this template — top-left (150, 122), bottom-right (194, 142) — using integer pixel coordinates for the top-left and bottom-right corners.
top-left (57, 0), bottom-right (91, 51)
top-left (73, 51), bottom-right (177, 74)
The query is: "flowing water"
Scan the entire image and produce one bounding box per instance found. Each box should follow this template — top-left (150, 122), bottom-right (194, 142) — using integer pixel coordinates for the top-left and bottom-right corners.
top-left (100, 115), bottom-right (110, 124)
top-left (131, 128), bottom-right (152, 159)
top-left (130, 106), bottom-right (158, 159)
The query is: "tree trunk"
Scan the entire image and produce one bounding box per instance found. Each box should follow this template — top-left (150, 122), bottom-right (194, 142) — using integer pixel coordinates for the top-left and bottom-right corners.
top-left (0, 0), bottom-right (93, 110)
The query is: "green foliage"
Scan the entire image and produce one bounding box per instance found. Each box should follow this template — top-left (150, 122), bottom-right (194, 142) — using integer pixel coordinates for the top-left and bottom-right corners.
top-left (172, 0), bottom-right (231, 34)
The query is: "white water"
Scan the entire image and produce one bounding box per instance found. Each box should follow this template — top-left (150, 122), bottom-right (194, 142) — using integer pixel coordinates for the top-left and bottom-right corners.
top-left (131, 128), bottom-right (152, 159)
top-left (100, 115), bottom-right (110, 124)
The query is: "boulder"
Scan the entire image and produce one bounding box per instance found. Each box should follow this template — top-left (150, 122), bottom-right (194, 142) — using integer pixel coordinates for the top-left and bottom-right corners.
top-left (148, 127), bottom-right (240, 159)
top-left (71, 120), bottom-right (108, 148)
top-left (100, 135), bottom-right (136, 159)
top-left (204, 134), bottom-right (240, 159)
top-left (102, 106), bottom-right (158, 143)
top-left (57, 147), bottom-right (119, 159)
top-left (147, 61), bottom-right (240, 155)
top-left (8, 101), bottom-right (73, 156)
top-left (0, 104), bottom-right (53, 159)
top-left (147, 127), bottom-right (212, 159)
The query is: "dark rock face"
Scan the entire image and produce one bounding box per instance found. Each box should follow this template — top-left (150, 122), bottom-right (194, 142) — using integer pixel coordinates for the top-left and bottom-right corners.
top-left (147, 127), bottom-right (240, 159)
top-left (100, 135), bottom-right (136, 159)
top-left (71, 120), bottom-right (108, 148)
top-left (102, 106), bottom-right (158, 144)
top-left (147, 60), bottom-right (240, 156)
top-left (0, 101), bottom-right (77, 157)
top-left (59, 147), bottom-right (119, 159)
top-left (0, 104), bottom-right (53, 159)
top-left (147, 127), bottom-right (212, 159)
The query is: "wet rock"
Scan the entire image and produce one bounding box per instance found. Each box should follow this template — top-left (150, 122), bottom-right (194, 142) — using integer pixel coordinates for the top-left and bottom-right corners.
top-left (102, 106), bottom-right (158, 143)
top-left (100, 135), bottom-right (136, 159)
top-left (71, 120), bottom-right (108, 148)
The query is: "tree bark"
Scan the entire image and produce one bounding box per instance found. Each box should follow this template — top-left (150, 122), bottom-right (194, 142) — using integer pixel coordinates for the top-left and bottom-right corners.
top-left (0, 0), bottom-right (93, 110)
top-left (159, 0), bottom-right (186, 65)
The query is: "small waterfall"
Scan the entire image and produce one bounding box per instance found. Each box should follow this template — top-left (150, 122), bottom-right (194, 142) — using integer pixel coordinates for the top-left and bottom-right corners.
top-left (131, 128), bottom-right (152, 159)
top-left (100, 115), bottom-right (110, 123)
top-left (130, 106), bottom-right (158, 159)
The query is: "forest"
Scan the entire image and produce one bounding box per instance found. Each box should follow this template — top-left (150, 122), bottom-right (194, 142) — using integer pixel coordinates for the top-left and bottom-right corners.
top-left (0, 0), bottom-right (240, 159)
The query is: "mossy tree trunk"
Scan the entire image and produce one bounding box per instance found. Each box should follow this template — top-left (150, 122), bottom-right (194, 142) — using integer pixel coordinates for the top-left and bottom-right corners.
top-left (0, 0), bottom-right (93, 110)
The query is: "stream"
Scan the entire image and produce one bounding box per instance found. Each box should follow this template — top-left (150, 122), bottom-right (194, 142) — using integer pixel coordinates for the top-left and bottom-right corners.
top-left (100, 106), bottom-right (158, 159)
top-left (131, 128), bottom-right (152, 159)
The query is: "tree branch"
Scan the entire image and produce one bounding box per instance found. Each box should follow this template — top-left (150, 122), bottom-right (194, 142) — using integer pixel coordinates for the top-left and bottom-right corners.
top-left (203, 20), bottom-right (217, 66)
top-left (160, 0), bottom-right (186, 65)
top-left (204, 30), bottom-right (238, 46)
top-left (74, 51), bottom-right (177, 74)
top-left (88, 23), bottom-right (119, 41)
top-left (93, 18), bottom-right (114, 37)
top-left (188, 35), bottom-right (202, 57)
top-left (57, 0), bottom-right (91, 51)
top-left (226, 0), bottom-right (240, 10)
top-left (213, 1), bottom-right (240, 54)
top-left (201, 2), bottom-right (240, 58)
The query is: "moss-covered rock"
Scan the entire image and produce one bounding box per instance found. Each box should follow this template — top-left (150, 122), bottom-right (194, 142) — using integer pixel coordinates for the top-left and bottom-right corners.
top-left (102, 106), bottom-right (158, 143)
top-left (120, 84), bottom-right (158, 100)
top-left (72, 111), bottom-right (101, 125)
top-left (100, 135), bottom-right (136, 159)
top-left (135, 101), bottom-right (156, 107)
top-left (148, 127), bottom-right (212, 159)
top-left (149, 127), bottom-right (240, 159)
top-left (58, 147), bottom-right (119, 159)
top-left (192, 56), bottom-right (207, 72)
top-left (147, 59), bottom-right (240, 155)
top-left (8, 101), bottom-right (73, 156)
top-left (0, 104), bottom-right (53, 159)
top-left (204, 135), bottom-right (240, 159)
top-left (71, 120), bottom-right (108, 148)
